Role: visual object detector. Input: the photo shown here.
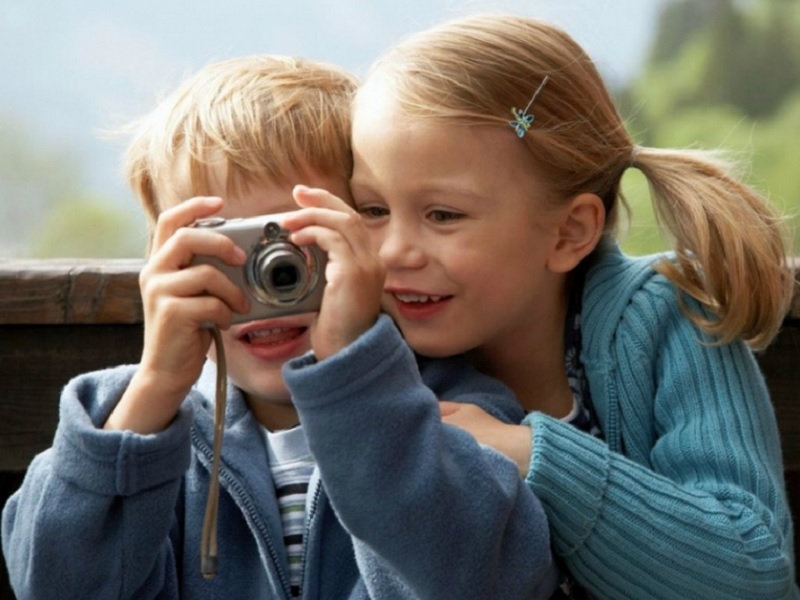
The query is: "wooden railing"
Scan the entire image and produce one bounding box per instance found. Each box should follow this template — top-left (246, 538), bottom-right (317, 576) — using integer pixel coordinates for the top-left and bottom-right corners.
top-left (0, 259), bottom-right (798, 596)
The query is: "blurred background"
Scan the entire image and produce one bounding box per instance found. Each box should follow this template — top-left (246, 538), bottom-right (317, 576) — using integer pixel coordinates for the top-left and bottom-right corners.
top-left (1, 0), bottom-right (798, 259)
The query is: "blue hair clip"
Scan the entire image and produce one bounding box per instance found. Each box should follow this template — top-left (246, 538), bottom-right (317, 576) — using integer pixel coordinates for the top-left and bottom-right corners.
top-left (509, 76), bottom-right (549, 138)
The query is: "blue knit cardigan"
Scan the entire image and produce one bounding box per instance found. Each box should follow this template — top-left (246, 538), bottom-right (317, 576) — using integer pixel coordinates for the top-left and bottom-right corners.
top-left (524, 247), bottom-right (798, 598)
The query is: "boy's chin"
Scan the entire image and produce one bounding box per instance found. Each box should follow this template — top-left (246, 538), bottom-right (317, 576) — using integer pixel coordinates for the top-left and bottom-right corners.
top-left (242, 387), bottom-right (300, 430)
top-left (237, 375), bottom-right (293, 405)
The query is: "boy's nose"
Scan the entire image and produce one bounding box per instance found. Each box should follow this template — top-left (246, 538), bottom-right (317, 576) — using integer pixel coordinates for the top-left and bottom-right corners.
top-left (379, 225), bottom-right (426, 269)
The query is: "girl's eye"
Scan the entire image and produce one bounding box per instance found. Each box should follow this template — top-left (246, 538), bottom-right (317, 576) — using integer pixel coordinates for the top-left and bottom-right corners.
top-left (428, 209), bottom-right (463, 223)
top-left (357, 205), bottom-right (389, 219)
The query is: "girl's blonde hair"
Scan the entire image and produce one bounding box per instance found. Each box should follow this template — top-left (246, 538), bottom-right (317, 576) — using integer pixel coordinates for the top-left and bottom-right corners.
top-left (123, 55), bottom-right (357, 234)
top-left (362, 13), bottom-right (794, 349)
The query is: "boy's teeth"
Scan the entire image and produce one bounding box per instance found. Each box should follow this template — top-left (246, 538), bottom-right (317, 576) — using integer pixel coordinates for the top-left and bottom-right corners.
top-left (249, 327), bottom-right (291, 338)
top-left (395, 293), bottom-right (442, 303)
top-left (247, 327), bottom-right (291, 340)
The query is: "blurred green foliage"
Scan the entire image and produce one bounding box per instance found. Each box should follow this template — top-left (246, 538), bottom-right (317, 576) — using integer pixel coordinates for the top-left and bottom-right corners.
top-left (30, 198), bottom-right (146, 258)
top-left (0, 121), bottom-right (145, 258)
top-left (618, 0), bottom-right (800, 256)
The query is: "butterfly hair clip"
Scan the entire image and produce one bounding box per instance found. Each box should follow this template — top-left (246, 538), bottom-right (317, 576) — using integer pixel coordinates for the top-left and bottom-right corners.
top-left (509, 76), bottom-right (550, 138)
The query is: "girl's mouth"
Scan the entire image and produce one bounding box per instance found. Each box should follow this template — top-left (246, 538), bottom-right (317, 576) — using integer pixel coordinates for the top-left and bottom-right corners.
top-left (394, 292), bottom-right (446, 303)
top-left (391, 292), bottom-right (453, 319)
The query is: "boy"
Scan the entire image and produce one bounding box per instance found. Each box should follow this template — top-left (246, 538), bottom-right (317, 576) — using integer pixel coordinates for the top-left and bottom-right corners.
top-left (2, 55), bottom-right (556, 599)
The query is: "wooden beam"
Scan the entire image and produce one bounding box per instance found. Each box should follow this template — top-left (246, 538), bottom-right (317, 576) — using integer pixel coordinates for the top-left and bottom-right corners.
top-left (0, 259), bottom-right (144, 325)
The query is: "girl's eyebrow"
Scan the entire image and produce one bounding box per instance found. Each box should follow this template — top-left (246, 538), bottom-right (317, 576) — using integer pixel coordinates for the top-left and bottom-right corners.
top-left (407, 184), bottom-right (488, 204)
top-left (348, 180), bottom-right (380, 201)
top-left (351, 178), bottom-right (488, 204)
top-left (349, 178), bottom-right (374, 190)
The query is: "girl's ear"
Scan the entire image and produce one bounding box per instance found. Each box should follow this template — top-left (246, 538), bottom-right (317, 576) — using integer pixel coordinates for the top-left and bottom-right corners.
top-left (547, 193), bottom-right (605, 273)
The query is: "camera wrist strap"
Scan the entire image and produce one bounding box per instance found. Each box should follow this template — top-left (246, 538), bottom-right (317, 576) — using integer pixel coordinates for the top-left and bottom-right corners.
top-left (201, 325), bottom-right (227, 579)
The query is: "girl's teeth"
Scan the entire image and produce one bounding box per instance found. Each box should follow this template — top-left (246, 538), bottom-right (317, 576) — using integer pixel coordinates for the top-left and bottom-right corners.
top-left (395, 293), bottom-right (442, 303)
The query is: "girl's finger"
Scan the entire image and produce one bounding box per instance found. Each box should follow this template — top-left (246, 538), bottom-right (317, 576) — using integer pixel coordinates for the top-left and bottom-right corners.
top-left (438, 401), bottom-right (462, 417)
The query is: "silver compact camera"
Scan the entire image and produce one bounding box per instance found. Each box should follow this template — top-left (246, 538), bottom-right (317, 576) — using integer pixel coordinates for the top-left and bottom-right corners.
top-left (191, 212), bottom-right (326, 324)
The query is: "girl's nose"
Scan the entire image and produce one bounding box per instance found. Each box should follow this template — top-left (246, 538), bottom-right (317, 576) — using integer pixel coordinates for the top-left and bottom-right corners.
top-left (378, 224), bottom-right (427, 269)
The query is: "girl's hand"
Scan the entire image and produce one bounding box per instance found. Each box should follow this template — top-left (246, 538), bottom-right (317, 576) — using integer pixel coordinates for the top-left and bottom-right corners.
top-left (440, 401), bottom-right (533, 477)
top-left (105, 197), bottom-right (249, 433)
top-left (283, 185), bottom-right (385, 360)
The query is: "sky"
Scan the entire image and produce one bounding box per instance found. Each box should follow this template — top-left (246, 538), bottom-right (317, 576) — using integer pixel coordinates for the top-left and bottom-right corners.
top-left (0, 0), bottom-right (668, 223)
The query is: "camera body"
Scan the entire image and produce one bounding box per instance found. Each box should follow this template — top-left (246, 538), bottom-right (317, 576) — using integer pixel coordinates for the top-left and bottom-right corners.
top-left (191, 212), bottom-right (326, 324)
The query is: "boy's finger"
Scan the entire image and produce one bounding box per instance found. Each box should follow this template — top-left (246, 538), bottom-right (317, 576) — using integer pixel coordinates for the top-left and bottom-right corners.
top-left (159, 294), bottom-right (240, 332)
top-left (151, 226), bottom-right (247, 271)
top-left (289, 224), bottom-right (351, 257)
top-left (283, 206), bottom-right (370, 250)
top-left (151, 265), bottom-right (250, 315)
top-left (292, 185), bottom-right (356, 214)
top-left (151, 197), bottom-right (224, 251)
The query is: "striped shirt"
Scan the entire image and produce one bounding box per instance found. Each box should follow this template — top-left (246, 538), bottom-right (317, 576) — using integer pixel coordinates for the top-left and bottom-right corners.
top-left (263, 425), bottom-right (315, 599)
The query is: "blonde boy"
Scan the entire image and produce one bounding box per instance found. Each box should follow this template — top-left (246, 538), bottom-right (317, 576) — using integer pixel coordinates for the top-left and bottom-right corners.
top-left (3, 54), bottom-right (558, 600)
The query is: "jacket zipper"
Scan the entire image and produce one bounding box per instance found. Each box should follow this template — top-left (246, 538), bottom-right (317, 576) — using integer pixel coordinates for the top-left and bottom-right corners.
top-left (192, 429), bottom-right (293, 599)
top-left (299, 475), bottom-right (323, 599)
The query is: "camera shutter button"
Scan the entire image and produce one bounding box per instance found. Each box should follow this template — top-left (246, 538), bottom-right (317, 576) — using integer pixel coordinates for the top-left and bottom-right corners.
top-left (194, 217), bottom-right (226, 228)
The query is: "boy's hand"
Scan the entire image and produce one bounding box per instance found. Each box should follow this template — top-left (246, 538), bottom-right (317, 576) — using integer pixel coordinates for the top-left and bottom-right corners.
top-left (105, 197), bottom-right (249, 433)
top-left (283, 186), bottom-right (385, 360)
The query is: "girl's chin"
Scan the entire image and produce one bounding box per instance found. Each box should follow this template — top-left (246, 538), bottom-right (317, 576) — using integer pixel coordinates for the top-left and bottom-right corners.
top-left (404, 338), bottom-right (466, 359)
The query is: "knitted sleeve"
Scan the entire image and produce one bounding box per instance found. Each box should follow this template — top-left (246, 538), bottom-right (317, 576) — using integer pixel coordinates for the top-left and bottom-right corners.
top-left (524, 275), bottom-right (797, 599)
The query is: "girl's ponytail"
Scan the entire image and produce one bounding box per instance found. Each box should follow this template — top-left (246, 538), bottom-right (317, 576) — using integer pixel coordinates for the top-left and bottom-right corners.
top-left (632, 146), bottom-right (794, 349)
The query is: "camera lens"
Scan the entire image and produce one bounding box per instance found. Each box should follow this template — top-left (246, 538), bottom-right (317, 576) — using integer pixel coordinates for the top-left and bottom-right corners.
top-left (258, 251), bottom-right (306, 299)
top-left (247, 242), bottom-right (319, 306)
top-left (270, 263), bottom-right (299, 291)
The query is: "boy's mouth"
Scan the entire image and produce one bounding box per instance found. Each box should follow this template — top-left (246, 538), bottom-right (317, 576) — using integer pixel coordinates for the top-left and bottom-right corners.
top-left (232, 317), bottom-right (314, 361)
top-left (235, 323), bottom-right (311, 362)
top-left (242, 326), bottom-right (307, 346)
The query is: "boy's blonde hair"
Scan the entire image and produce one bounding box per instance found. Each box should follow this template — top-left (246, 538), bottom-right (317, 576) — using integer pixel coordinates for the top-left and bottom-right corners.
top-left (361, 13), bottom-right (794, 349)
top-left (124, 55), bottom-right (357, 234)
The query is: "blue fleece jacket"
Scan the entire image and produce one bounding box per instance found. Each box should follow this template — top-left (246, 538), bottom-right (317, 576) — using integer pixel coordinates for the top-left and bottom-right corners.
top-left (1, 316), bottom-right (557, 599)
top-left (524, 247), bottom-right (798, 599)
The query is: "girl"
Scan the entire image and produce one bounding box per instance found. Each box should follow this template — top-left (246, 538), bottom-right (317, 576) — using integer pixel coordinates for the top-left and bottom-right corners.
top-left (340, 13), bottom-right (797, 600)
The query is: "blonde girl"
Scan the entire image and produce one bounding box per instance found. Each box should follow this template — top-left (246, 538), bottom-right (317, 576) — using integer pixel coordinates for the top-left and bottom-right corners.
top-left (346, 13), bottom-right (797, 599)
